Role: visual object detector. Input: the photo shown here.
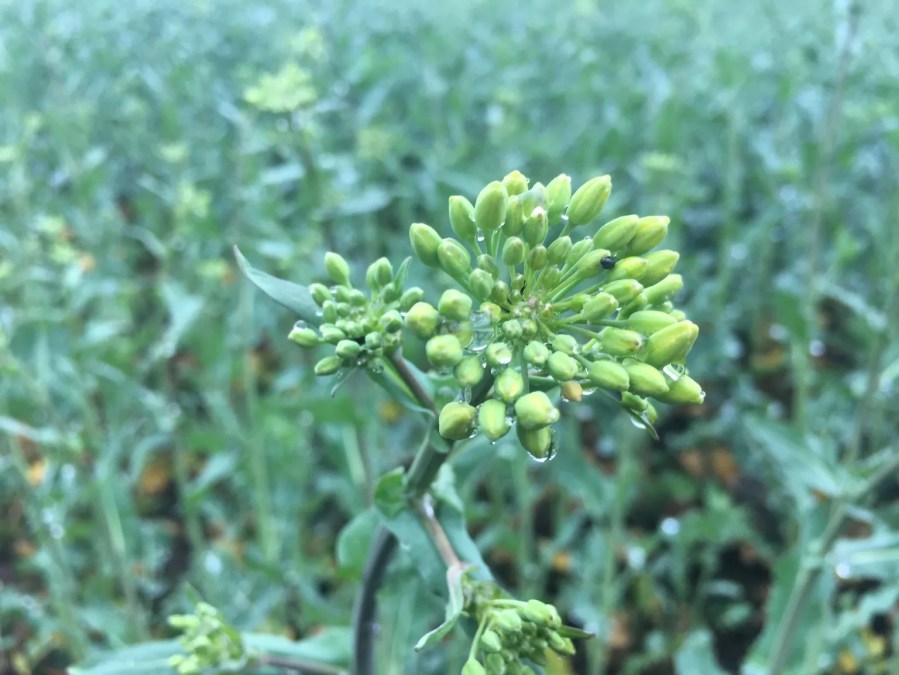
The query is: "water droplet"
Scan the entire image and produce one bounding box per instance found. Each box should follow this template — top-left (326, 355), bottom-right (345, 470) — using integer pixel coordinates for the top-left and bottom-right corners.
top-left (315, 310), bottom-right (324, 317)
top-left (581, 387), bottom-right (597, 397)
top-left (527, 429), bottom-right (558, 463)
top-left (477, 233), bottom-right (485, 242)
top-left (629, 417), bottom-right (647, 430)
top-left (295, 320), bottom-right (307, 329)
top-left (626, 546), bottom-right (646, 570)
top-left (496, 353), bottom-right (512, 366)
top-left (768, 323), bottom-right (788, 341)
top-left (660, 517), bottom-right (680, 537)
top-left (809, 339), bottom-right (825, 357)
top-left (49, 523), bottom-right (64, 540)
top-left (461, 387), bottom-right (472, 403)
top-left (662, 364), bottom-right (682, 381)
top-left (834, 562), bottom-right (852, 579)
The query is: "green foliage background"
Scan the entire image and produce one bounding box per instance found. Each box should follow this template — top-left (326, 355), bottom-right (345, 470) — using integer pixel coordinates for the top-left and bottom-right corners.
top-left (2, 0), bottom-right (898, 673)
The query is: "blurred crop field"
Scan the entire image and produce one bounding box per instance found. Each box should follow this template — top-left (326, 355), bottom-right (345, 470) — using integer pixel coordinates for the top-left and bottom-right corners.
top-left (2, 0), bottom-right (899, 673)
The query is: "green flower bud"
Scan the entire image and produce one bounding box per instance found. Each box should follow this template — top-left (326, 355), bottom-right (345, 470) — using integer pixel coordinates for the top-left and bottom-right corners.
top-left (366, 257), bottom-right (393, 290)
top-left (514, 391), bottom-right (560, 430)
top-left (626, 310), bottom-right (678, 334)
top-left (574, 248), bottom-right (614, 279)
top-left (456, 321), bottom-right (474, 348)
top-left (599, 327), bottom-right (644, 356)
top-left (566, 175), bottom-right (612, 227)
top-left (519, 183), bottom-right (546, 216)
top-left (561, 380), bottom-right (583, 401)
top-left (493, 609), bottom-right (523, 633)
top-left (477, 254), bottom-right (500, 277)
top-left (324, 252), bottom-right (351, 286)
top-left (551, 334), bottom-right (578, 355)
top-left (602, 279), bottom-right (644, 304)
top-left (618, 292), bottom-right (648, 319)
top-left (438, 238), bottom-right (472, 280)
top-left (405, 302), bottom-right (440, 339)
top-left (642, 320), bottom-right (699, 367)
top-left (517, 425), bottom-right (554, 459)
top-left (546, 236), bottom-right (572, 266)
top-left (379, 309), bottom-right (403, 333)
top-left (438, 289), bottom-right (473, 321)
top-left (454, 356), bottom-right (485, 387)
top-left (545, 173), bottom-right (572, 225)
top-left (540, 266), bottom-right (561, 291)
top-left (495, 368), bottom-right (525, 403)
top-left (656, 374), bottom-right (705, 405)
top-left (288, 325), bottom-right (320, 347)
top-left (640, 250), bottom-right (679, 287)
top-left (548, 632), bottom-right (574, 655)
top-left (605, 256), bottom-right (647, 282)
top-left (625, 215), bottom-right (670, 256)
top-left (671, 309), bottom-right (686, 321)
top-left (548, 351), bottom-right (579, 381)
top-left (480, 629), bottom-right (503, 653)
top-left (308, 283), bottom-right (332, 306)
top-left (621, 391), bottom-right (648, 412)
top-left (438, 401), bottom-right (476, 440)
top-left (314, 355), bottom-right (342, 376)
top-left (409, 223), bottom-right (442, 267)
top-left (523, 340), bottom-right (550, 366)
top-left (475, 181), bottom-right (509, 233)
top-left (426, 334), bottom-right (464, 368)
top-left (469, 269), bottom-right (496, 302)
top-left (491, 280), bottom-right (510, 304)
top-left (479, 302), bottom-right (502, 325)
top-left (335, 286), bottom-right (352, 303)
top-left (486, 342), bottom-right (513, 367)
top-left (349, 288), bottom-right (368, 306)
top-left (586, 359), bottom-right (630, 391)
top-left (399, 287), bottom-right (425, 311)
top-left (503, 196), bottom-right (524, 236)
top-left (462, 659), bottom-right (487, 675)
top-left (566, 238), bottom-right (595, 269)
top-left (319, 324), bottom-right (347, 343)
top-left (520, 599), bottom-right (557, 626)
top-left (644, 274), bottom-right (683, 305)
top-left (527, 245), bottom-right (548, 270)
top-left (520, 319), bottom-right (538, 338)
top-left (365, 331), bottom-right (383, 348)
top-left (321, 301), bottom-right (338, 323)
top-left (592, 214), bottom-right (640, 251)
top-left (658, 301), bottom-right (675, 313)
top-left (502, 169), bottom-right (529, 196)
top-left (623, 359), bottom-right (669, 396)
top-left (382, 283), bottom-right (402, 304)
top-left (502, 237), bottom-right (526, 266)
top-left (501, 319), bottom-right (523, 340)
top-left (581, 292), bottom-right (618, 322)
top-left (449, 195), bottom-right (477, 242)
top-left (335, 339), bottom-right (362, 360)
top-left (522, 207), bottom-right (549, 247)
top-left (485, 654), bottom-right (505, 675)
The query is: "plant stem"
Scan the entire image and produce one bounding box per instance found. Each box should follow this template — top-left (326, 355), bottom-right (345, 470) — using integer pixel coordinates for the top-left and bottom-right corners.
top-left (416, 497), bottom-right (462, 569)
top-left (257, 654), bottom-right (348, 674)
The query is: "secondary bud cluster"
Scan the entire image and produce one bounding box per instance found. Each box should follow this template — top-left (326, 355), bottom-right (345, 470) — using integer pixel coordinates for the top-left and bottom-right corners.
top-left (167, 603), bottom-right (245, 675)
top-left (410, 171), bottom-right (704, 454)
top-left (288, 252), bottom-right (420, 376)
top-left (461, 597), bottom-right (582, 675)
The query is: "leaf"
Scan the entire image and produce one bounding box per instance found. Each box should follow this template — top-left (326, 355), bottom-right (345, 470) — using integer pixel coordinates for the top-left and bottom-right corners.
top-left (557, 625), bottom-right (596, 640)
top-left (414, 563), bottom-right (467, 651)
top-left (674, 630), bottom-right (728, 675)
top-left (367, 361), bottom-right (435, 417)
top-left (233, 246), bottom-right (321, 326)
top-left (829, 530), bottom-right (899, 580)
top-left (69, 640), bottom-right (180, 675)
top-left (150, 281), bottom-right (204, 361)
top-left (244, 626), bottom-right (351, 667)
top-left (336, 508), bottom-right (379, 579)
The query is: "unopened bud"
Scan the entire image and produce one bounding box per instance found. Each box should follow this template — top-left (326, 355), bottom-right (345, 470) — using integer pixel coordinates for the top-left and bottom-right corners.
top-left (502, 237), bottom-right (526, 266)
top-left (409, 223), bottom-right (442, 267)
top-left (379, 309), bottom-right (403, 333)
top-left (405, 302), bottom-right (440, 339)
top-left (657, 374), bottom-right (705, 405)
top-left (495, 368), bottom-right (525, 403)
top-left (517, 425), bottom-right (554, 459)
top-left (566, 175), bottom-right (612, 227)
top-left (288, 325), bottom-right (319, 347)
top-left (308, 283), bottom-right (332, 306)
top-left (519, 183), bottom-right (546, 216)
top-left (520, 319), bottom-right (538, 338)
top-left (640, 250), bottom-right (679, 287)
top-left (626, 310), bottom-right (677, 334)
top-left (503, 196), bottom-right (524, 236)
top-left (366, 257), bottom-right (393, 290)
top-left (625, 216), bottom-right (669, 255)
top-left (438, 289), bottom-right (473, 322)
top-left (592, 214), bottom-right (639, 251)
top-left (475, 181), bottom-right (509, 233)
top-left (547, 236), bottom-right (573, 266)
top-left (642, 320), bottom-right (698, 367)
top-left (522, 207), bottom-right (549, 247)
top-left (618, 292), bottom-right (648, 319)
top-left (349, 288), bottom-right (368, 306)
top-left (623, 359), bottom-right (669, 396)
top-left (602, 279), bottom-right (643, 304)
top-left (548, 351), bottom-right (579, 381)
top-left (599, 328), bottom-right (644, 356)
top-left (469, 269), bottom-right (495, 302)
top-left (621, 391), bottom-right (648, 412)
top-left (514, 391), bottom-right (560, 430)
top-left (485, 654), bottom-right (505, 674)
top-left (314, 355), bottom-right (342, 376)
top-left (335, 339), bottom-right (362, 360)
top-left (549, 334), bottom-right (576, 355)
top-left (462, 659), bottom-right (487, 675)
top-left (501, 319), bottom-right (523, 340)
top-left (581, 292), bottom-right (618, 322)
top-left (644, 274), bottom-right (683, 305)
top-left (399, 287), bottom-right (425, 311)
top-left (586, 359), bottom-right (630, 391)
top-left (523, 340), bottom-right (550, 366)
top-left (561, 380), bottom-right (583, 401)
top-left (319, 324), bottom-right (346, 343)
top-left (479, 302), bottom-right (502, 325)
top-left (324, 252), bottom-right (351, 286)
top-left (545, 173), bottom-right (572, 224)
top-left (490, 280), bottom-right (510, 304)
top-left (605, 256), bottom-right (647, 282)
top-left (438, 401), bottom-right (476, 440)
top-left (527, 245), bottom-right (548, 270)
top-left (485, 342), bottom-right (513, 368)
top-left (540, 266), bottom-right (561, 291)
top-left (426, 334), bottom-right (464, 368)
top-left (566, 238), bottom-right (595, 269)
top-left (502, 170), bottom-right (529, 196)
top-left (454, 356), bottom-right (485, 387)
top-left (477, 254), bottom-right (500, 277)
top-left (493, 609), bottom-right (523, 633)
top-left (437, 238), bottom-right (471, 280)
top-left (449, 195), bottom-right (477, 242)
top-left (365, 332), bottom-right (382, 348)
top-left (455, 321), bottom-right (474, 348)
top-left (480, 629), bottom-right (503, 653)
top-left (478, 400), bottom-right (512, 442)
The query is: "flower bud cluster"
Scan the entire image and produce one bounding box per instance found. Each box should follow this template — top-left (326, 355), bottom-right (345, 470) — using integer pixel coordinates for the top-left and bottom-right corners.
top-left (461, 598), bottom-right (580, 675)
top-left (167, 602), bottom-right (245, 675)
top-left (410, 171), bottom-right (704, 454)
top-left (288, 252), bottom-right (420, 376)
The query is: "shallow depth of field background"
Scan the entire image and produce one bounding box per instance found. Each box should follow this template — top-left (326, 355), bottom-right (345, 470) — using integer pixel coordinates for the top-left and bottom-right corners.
top-left (2, 0), bottom-right (899, 673)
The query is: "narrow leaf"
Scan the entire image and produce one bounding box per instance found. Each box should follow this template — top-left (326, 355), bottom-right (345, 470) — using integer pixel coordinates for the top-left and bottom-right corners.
top-left (233, 245), bottom-right (321, 326)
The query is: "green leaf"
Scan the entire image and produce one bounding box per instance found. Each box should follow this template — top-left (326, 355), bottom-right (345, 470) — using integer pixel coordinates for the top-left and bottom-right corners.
top-left (233, 245), bottom-right (321, 326)
top-left (557, 625), bottom-right (595, 640)
top-left (336, 508), bottom-right (379, 579)
top-left (69, 640), bottom-right (180, 675)
top-left (244, 627), bottom-right (351, 666)
top-left (414, 563), bottom-right (468, 651)
top-left (674, 630), bottom-right (728, 675)
top-left (829, 530), bottom-right (899, 580)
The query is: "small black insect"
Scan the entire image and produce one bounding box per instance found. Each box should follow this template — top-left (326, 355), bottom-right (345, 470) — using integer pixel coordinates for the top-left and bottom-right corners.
top-left (600, 256), bottom-right (617, 270)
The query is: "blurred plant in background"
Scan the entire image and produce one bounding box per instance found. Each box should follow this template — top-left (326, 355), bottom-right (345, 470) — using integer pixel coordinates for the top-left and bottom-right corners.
top-left (1, 0), bottom-right (898, 673)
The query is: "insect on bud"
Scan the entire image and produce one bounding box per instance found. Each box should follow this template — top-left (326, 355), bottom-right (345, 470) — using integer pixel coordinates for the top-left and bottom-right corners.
top-left (438, 289), bottom-right (473, 321)
top-left (586, 359), bottom-right (630, 391)
top-left (605, 256), bottom-right (647, 282)
top-left (502, 237), bottom-right (526, 266)
top-left (449, 195), bottom-right (477, 242)
top-left (454, 356), bottom-right (485, 387)
top-left (324, 252), bottom-right (351, 287)
top-left (426, 334), bottom-right (464, 368)
top-left (314, 355), bottom-right (342, 376)
top-left (288, 325), bottom-right (320, 347)
top-left (409, 223), bottom-right (442, 267)
top-left (545, 173), bottom-right (572, 225)
top-left (502, 169), bottom-right (529, 196)
top-left (623, 359), bottom-right (669, 396)
top-left (437, 238), bottom-right (472, 281)
top-left (495, 368), bottom-right (525, 403)
top-left (514, 391), bottom-right (560, 430)
top-left (625, 215), bottom-right (670, 256)
top-left (474, 181), bottom-right (509, 233)
top-left (641, 320), bottom-right (699, 367)
top-left (469, 269), bottom-right (495, 302)
top-left (566, 175), bottom-right (612, 228)
top-left (592, 214), bottom-right (639, 252)
top-left (404, 302), bottom-right (440, 339)
top-left (438, 401), bottom-right (477, 440)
